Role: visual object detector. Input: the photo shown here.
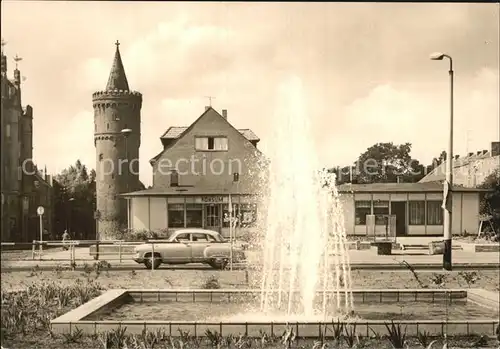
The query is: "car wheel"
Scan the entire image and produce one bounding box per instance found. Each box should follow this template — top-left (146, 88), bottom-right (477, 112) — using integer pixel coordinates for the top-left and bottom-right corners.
top-left (144, 253), bottom-right (162, 270)
top-left (209, 258), bottom-right (228, 270)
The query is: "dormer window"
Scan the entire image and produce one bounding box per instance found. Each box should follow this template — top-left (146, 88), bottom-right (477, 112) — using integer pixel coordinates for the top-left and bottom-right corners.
top-left (195, 136), bottom-right (228, 151)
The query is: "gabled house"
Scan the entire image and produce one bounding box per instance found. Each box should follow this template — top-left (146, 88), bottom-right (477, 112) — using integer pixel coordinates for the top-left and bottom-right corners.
top-left (122, 107), bottom-right (264, 236)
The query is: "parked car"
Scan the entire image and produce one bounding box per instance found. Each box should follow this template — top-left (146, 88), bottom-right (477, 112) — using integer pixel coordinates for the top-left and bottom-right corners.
top-left (133, 228), bottom-right (247, 269)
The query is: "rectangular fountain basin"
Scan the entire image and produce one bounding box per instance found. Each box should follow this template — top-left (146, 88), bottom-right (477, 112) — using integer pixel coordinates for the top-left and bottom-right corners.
top-left (51, 289), bottom-right (499, 338)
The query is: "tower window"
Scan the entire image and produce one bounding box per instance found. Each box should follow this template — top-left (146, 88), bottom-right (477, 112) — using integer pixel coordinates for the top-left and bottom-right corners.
top-left (6, 124), bottom-right (11, 138)
top-left (99, 154), bottom-right (103, 161)
top-left (107, 123), bottom-right (109, 130)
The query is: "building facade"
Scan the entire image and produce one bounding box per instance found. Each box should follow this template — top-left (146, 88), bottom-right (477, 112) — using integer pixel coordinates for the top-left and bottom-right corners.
top-left (123, 106), bottom-right (264, 237)
top-left (420, 141), bottom-right (500, 187)
top-left (1, 45), bottom-right (54, 242)
top-left (338, 182), bottom-right (489, 237)
top-left (93, 42), bottom-right (143, 237)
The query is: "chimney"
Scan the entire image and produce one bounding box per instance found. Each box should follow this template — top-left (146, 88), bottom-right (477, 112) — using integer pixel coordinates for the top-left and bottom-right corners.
top-left (170, 170), bottom-right (179, 187)
top-left (491, 141), bottom-right (500, 157)
top-left (205, 106), bottom-right (210, 111)
top-left (222, 109), bottom-right (227, 119)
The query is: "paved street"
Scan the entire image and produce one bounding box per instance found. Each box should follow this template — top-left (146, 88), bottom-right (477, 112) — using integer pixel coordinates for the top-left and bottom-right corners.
top-left (1, 246), bottom-right (498, 271)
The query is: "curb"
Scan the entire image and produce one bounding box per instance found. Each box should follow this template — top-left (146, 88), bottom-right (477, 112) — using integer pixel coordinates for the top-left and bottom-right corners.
top-left (2, 263), bottom-right (499, 272)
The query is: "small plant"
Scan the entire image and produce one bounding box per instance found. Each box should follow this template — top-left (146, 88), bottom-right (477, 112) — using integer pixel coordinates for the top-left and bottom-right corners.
top-left (257, 329), bottom-right (269, 348)
top-left (416, 330), bottom-right (430, 347)
top-left (177, 328), bottom-right (191, 342)
top-left (110, 326), bottom-right (128, 348)
top-left (399, 260), bottom-right (427, 288)
top-left (62, 327), bottom-right (84, 343)
top-left (140, 328), bottom-right (168, 348)
top-left (98, 331), bottom-right (113, 349)
top-left (235, 334), bottom-right (253, 348)
top-left (82, 262), bottom-right (93, 276)
top-left (470, 334), bottom-right (489, 348)
top-left (313, 324), bottom-right (329, 349)
top-left (224, 333), bottom-right (236, 347)
top-left (458, 271), bottom-right (479, 288)
top-left (28, 265), bottom-right (41, 277)
top-left (429, 273), bottom-right (447, 288)
top-left (281, 325), bottom-right (296, 349)
top-left (94, 260), bottom-right (111, 277)
top-left (205, 329), bottom-right (224, 347)
top-left (53, 264), bottom-right (64, 276)
top-left (384, 321), bottom-right (407, 349)
top-left (368, 326), bottom-right (381, 340)
top-left (330, 318), bottom-right (345, 343)
top-left (343, 323), bottom-right (358, 348)
top-left (202, 275), bottom-right (221, 289)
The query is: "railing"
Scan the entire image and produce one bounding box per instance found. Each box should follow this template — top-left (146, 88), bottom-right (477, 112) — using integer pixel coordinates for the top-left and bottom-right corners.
top-left (0, 240), bottom-right (138, 264)
top-left (0, 241), bottom-right (251, 272)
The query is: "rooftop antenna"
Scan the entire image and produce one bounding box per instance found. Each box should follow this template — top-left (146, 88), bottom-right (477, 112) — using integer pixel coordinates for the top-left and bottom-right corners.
top-left (205, 96), bottom-right (216, 107)
top-left (465, 130), bottom-right (471, 155)
top-left (13, 54), bottom-right (22, 69)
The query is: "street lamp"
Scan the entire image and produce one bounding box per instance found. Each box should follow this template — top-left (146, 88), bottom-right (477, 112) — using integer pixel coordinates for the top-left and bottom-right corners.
top-left (430, 52), bottom-right (454, 271)
top-left (68, 197), bottom-right (75, 236)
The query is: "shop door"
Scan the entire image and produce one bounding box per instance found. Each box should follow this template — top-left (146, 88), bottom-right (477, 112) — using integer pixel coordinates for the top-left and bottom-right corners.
top-left (205, 204), bottom-right (221, 230)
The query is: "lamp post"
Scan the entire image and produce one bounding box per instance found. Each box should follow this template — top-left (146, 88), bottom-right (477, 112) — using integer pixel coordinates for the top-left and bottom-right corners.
top-left (430, 52), bottom-right (454, 271)
top-left (121, 128), bottom-right (132, 230)
top-left (68, 197), bottom-right (75, 236)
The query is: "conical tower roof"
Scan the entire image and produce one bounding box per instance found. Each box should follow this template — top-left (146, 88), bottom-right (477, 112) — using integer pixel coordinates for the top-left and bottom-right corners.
top-left (106, 40), bottom-right (129, 91)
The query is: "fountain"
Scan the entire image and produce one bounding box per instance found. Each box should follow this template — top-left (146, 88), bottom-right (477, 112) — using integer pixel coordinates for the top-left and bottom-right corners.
top-left (258, 75), bottom-right (354, 320)
top-left (50, 76), bottom-right (499, 339)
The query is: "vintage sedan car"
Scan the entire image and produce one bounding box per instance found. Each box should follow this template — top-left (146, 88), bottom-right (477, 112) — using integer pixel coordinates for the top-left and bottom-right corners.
top-left (133, 228), bottom-right (247, 269)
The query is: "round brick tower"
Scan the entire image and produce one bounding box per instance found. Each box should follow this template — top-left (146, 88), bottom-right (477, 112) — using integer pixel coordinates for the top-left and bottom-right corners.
top-left (92, 41), bottom-right (142, 238)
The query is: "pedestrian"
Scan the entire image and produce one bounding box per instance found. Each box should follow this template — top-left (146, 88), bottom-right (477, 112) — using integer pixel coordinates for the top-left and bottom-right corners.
top-left (62, 229), bottom-right (71, 250)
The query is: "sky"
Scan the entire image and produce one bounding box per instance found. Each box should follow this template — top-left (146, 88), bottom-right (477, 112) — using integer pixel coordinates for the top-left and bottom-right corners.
top-left (1, 1), bottom-right (499, 186)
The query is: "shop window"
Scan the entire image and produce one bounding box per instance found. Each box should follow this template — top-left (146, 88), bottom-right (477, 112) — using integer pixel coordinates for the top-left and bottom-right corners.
top-left (427, 201), bottom-right (443, 225)
top-left (168, 204), bottom-right (184, 228)
top-left (355, 201), bottom-right (371, 225)
top-left (409, 201), bottom-right (425, 225)
top-left (186, 204), bottom-right (202, 228)
top-left (373, 200), bottom-right (389, 225)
